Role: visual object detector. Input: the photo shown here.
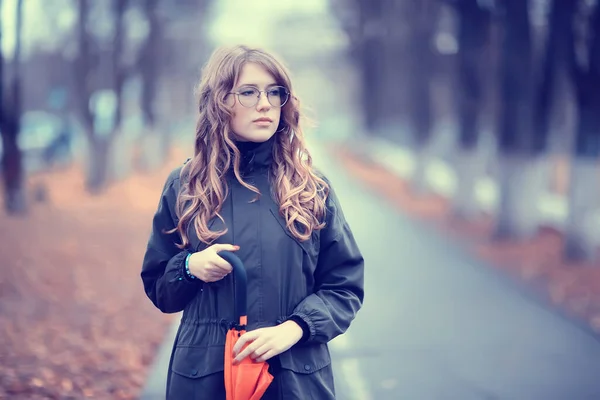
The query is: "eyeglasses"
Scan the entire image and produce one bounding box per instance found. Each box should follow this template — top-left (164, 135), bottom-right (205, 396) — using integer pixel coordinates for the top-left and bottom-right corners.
top-left (228, 85), bottom-right (290, 108)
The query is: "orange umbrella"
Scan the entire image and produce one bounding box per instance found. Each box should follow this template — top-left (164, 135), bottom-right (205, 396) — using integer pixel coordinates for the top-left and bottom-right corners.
top-left (219, 251), bottom-right (274, 400)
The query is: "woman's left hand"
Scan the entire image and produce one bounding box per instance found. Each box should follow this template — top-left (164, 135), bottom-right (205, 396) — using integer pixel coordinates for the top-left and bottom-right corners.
top-left (232, 320), bottom-right (304, 364)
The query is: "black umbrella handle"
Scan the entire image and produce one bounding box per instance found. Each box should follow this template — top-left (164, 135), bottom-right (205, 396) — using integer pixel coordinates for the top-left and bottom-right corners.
top-left (218, 251), bottom-right (247, 325)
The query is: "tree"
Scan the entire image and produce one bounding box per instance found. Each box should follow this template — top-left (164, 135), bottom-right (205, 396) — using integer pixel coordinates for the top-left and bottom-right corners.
top-left (355, 0), bottom-right (386, 137)
top-left (405, 0), bottom-right (439, 193)
top-left (564, 1), bottom-right (600, 262)
top-left (134, 0), bottom-right (213, 170)
top-left (494, 0), bottom-right (548, 239)
top-left (534, 0), bottom-right (578, 153)
top-left (0, 0), bottom-right (25, 214)
top-left (327, 0), bottom-right (388, 159)
top-left (73, 0), bottom-right (130, 193)
top-left (135, 0), bottom-right (164, 171)
top-left (450, 0), bottom-right (492, 219)
top-left (139, 0), bottom-right (159, 136)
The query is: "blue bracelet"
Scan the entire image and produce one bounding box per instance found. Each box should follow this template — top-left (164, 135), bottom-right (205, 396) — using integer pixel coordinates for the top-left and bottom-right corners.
top-left (185, 253), bottom-right (196, 279)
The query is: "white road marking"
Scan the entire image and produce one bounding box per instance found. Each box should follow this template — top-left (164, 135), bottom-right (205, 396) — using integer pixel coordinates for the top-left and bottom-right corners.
top-left (330, 334), bottom-right (373, 400)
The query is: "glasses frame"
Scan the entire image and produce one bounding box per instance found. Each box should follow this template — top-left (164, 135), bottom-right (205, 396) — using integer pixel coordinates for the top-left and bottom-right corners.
top-left (228, 85), bottom-right (290, 108)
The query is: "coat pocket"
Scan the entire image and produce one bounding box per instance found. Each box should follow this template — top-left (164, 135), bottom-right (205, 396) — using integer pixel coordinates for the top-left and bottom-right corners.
top-left (275, 343), bottom-right (336, 400)
top-left (171, 345), bottom-right (225, 378)
top-left (278, 342), bottom-right (331, 374)
top-left (168, 345), bottom-right (227, 399)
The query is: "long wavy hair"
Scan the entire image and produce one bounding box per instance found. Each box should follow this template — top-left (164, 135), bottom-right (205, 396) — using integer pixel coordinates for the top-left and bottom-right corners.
top-left (170, 45), bottom-right (330, 248)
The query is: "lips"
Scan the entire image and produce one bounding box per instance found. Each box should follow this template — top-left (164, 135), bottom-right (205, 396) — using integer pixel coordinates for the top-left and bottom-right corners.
top-left (253, 118), bottom-right (273, 123)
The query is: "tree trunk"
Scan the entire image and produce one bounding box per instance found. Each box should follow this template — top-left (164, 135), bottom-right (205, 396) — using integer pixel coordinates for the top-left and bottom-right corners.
top-left (1, 118), bottom-right (25, 214)
top-left (564, 2), bottom-right (600, 262)
top-left (379, 0), bottom-right (408, 142)
top-left (74, 0), bottom-right (130, 193)
top-left (135, 127), bottom-right (163, 172)
top-left (564, 157), bottom-right (600, 262)
top-left (357, 0), bottom-right (385, 137)
top-left (494, 0), bottom-right (541, 239)
top-left (86, 138), bottom-right (111, 194)
top-left (452, 148), bottom-right (487, 219)
top-left (111, 0), bottom-right (129, 131)
top-left (140, 0), bottom-right (158, 129)
top-left (137, 0), bottom-right (165, 171)
top-left (0, 0), bottom-right (25, 214)
top-left (406, 0), bottom-right (437, 194)
top-left (494, 154), bottom-right (548, 239)
top-left (452, 1), bottom-right (491, 220)
top-left (159, 127), bottom-right (172, 162)
top-left (534, 0), bottom-right (577, 149)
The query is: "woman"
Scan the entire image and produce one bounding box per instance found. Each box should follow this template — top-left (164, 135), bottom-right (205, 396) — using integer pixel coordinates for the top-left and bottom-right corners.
top-left (141, 45), bottom-right (364, 399)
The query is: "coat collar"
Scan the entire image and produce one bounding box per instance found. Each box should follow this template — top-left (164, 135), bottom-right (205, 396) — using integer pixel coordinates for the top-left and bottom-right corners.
top-left (233, 135), bottom-right (275, 173)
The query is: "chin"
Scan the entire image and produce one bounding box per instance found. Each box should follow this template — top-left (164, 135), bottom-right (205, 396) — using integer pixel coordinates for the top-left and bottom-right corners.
top-left (236, 130), bottom-right (276, 143)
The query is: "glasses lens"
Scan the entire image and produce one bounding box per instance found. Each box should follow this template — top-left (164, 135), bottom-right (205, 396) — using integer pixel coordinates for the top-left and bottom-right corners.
top-left (267, 87), bottom-right (289, 107)
top-left (238, 88), bottom-right (259, 107)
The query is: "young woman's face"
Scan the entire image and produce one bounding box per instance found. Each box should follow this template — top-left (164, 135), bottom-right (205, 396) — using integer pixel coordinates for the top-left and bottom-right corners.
top-left (227, 63), bottom-right (285, 143)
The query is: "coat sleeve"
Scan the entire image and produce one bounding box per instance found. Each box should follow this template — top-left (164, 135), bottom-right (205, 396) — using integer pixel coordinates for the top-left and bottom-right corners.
top-left (289, 180), bottom-right (365, 344)
top-left (140, 167), bottom-right (201, 313)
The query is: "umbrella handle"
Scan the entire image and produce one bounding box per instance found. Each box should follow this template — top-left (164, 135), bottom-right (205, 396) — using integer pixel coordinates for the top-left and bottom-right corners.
top-left (218, 250), bottom-right (247, 326)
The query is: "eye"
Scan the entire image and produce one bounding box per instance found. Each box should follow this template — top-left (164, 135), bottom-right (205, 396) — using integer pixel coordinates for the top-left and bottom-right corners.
top-left (239, 88), bottom-right (258, 97)
top-left (267, 88), bottom-right (281, 97)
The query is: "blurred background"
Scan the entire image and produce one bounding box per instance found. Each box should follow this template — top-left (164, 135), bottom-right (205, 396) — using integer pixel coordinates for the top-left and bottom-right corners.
top-left (1, 0), bottom-right (600, 399)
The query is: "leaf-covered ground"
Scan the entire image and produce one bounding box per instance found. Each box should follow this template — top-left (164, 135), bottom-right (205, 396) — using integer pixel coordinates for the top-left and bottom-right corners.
top-left (0, 153), bottom-right (186, 399)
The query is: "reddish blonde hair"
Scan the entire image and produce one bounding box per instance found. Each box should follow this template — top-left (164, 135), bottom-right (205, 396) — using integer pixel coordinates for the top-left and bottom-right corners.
top-left (170, 45), bottom-right (329, 247)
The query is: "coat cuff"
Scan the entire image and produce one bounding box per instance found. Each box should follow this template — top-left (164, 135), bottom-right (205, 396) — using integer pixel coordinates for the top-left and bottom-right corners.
top-left (288, 313), bottom-right (313, 344)
top-left (174, 251), bottom-right (197, 283)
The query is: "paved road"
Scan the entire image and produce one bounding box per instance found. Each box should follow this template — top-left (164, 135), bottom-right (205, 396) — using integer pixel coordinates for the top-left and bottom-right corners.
top-left (140, 139), bottom-right (600, 399)
top-left (315, 141), bottom-right (600, 400)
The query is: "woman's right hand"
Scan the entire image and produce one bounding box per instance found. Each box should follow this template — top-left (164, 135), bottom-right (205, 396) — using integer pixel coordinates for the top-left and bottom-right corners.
top-left (187, 244), bottom-right (239, 282)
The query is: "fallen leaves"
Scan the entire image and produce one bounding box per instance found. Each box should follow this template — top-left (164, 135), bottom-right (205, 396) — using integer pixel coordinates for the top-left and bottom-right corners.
top-left (0, 149), bottom-right (188, 399)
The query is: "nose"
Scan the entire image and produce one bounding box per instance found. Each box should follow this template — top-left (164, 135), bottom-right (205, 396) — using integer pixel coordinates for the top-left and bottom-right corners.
top-left (256, 91), bottom-right (271, 111)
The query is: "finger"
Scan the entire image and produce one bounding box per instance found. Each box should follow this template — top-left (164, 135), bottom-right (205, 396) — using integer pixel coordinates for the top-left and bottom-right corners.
top-left (203, 273), bottom-right (218, 282)
top-left (232, 330), bottom-right (256, 356)
top-left (234, 342), bottom-right (259, 364)
top-left (204, 269), bottom-right (226, 282)
top-left (211, 258), bottom-right (233, 274)
top-left (203, 263), bottom-right (228, 278)
top-left (250, 342), bottom-right (272, 360)
top-left (204, 267), bottom-right (222, 277)
top-left (232, 330), bottom-right (262, 357)
top-left (255, 349), bottom-right (278, 363)
top-left (211, 273), bottom-right (226, 281)
top-left (211, 243), bottom-right (240, 253)
top-left (234, 339), bottom-right (268, 364)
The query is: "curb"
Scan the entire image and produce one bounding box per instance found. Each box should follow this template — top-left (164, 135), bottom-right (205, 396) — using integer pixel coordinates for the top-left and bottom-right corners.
top-left (138, 317), bottom-right (180, 400)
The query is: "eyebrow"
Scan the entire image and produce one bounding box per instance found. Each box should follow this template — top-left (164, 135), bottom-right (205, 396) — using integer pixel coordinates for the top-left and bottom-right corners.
top-left (235, 83), bottom-right (278, 89)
